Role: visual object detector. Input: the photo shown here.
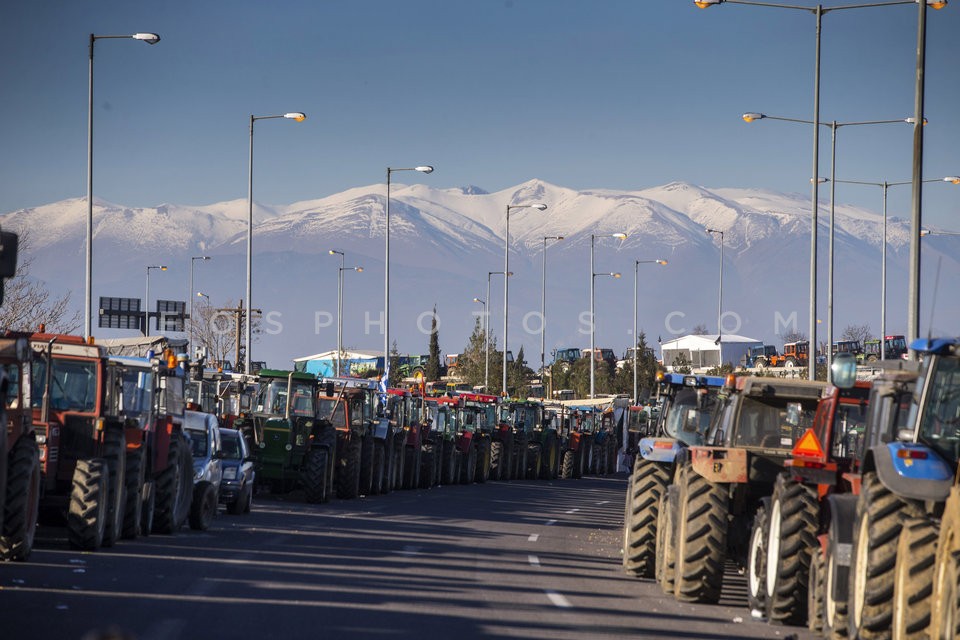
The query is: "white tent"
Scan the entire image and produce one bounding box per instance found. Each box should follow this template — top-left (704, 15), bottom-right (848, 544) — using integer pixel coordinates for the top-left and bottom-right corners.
top-left (660, 334), bottom-right (761, 370)
top-left (292, 350), bottom-right (383, 377)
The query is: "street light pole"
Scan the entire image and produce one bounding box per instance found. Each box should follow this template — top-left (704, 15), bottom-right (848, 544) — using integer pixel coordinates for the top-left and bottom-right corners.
top-left (540, 235), bottom-right (563, 380)
top-left (384, 165), bottom-right (433, 385)
top-left (145, 265), bottom-right (167, 338)
top-left (705, 229), bottom-right (724, 341)
top-left (473, 296), bottom-right (486, 386)
top-left (247, 111), bottom-right (305, 373)
top-left (189, 256), bottom-right (210, 349)
top-left (330, 250), bottom-right (344, 376)
top-left (590, 232), bottom-right (626, 399)
top-left (634, 259), bottom-right (668, 403)
top-left (503, 203), bottom-right (547, 397)
top-left (86, 32), bottom-right (160, 341)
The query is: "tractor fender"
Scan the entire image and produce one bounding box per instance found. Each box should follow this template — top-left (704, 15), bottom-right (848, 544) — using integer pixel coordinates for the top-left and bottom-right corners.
top-left (372, 419), bottom-right (392, 441)
top-left (873, 442), bottom-right (953, 502)
top-left (638, 437), bottom-right (682, 464)
top-left (825, 493), bottom-right (858, 566)
top-left (688, 446), bottom-right (747, 484)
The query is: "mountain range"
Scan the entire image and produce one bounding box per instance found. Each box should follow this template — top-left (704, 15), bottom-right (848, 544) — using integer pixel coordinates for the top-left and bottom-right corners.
top-left (7, 179), bottom-right (959, 368)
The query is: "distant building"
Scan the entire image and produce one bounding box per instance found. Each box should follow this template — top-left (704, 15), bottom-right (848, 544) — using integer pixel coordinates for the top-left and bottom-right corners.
top-left (660, 334), bottom-right (761, 370)
top-left (293, 350), bottom-right (383, 377)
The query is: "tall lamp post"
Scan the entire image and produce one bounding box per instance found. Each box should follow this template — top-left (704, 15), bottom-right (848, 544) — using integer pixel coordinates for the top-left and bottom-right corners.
top-left (705, 228), bottom-right (724, 342)
top-left (503, 202), bottom-right (548, 396)
top-left (473, 296), bottom-right (486, 386)
top-left (189, 256), bottom-right (210, 348)
top-left (633, 259), bottom-right (668, 403)
top-left (486, 270), bottom-right (512, 392)
top-left (744, 112), bottom-right (914, 371)
top-left (86, 32), bottom-right (161, 341)
top-left (540, 235), bottom-right (564, 380)
top-left (145, 265), bottom-right (167, 338)
top-left (330, 249), bottom-right (363, 376)
top-left (590, 232), bottom-right (626, 399)
top-left (384, 166), bottom-right (434, 384)
top-left (698, 0), bottom-right (937, 379)
top-left (247, 111), bottom-right (305, 373)
top-left (827, 175), bottom-right (958, 358)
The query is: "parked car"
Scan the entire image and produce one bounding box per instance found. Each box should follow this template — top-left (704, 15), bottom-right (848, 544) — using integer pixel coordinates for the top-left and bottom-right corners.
top-left (218, 427), bottom-right (254, 515)
top-left (183, 410), bottom-right (223, 531)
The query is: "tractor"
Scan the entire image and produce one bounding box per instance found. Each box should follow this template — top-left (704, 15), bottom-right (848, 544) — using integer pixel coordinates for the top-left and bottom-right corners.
top-left (860, 334), bottom-right (908, 363)
top-left (782, 341), bottom-right (812, 369)
top-left (316, 376), bottom-right (382, 500)
top-left (422, 395), bottom-right (461, 486)
top-left (456, 392), bottom-right (497, 483)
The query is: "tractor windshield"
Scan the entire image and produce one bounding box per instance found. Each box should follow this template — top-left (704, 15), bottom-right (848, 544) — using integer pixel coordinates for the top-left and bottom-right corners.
top-left (31, 357), bottom-right (98, 413)
top-left (734, 396), bottom-right (818, 450)
top-left (114, 367), bottom-right (153, 425)
top-left (317, 399), bottom-right (346, 429)
top-left (663, 388), bottom-right (718, 446)
top-left (912, 355), bottom-right (960, 466)
top-left (256, 378), bottom-right (287, 416)
top-left (830, 402), bottom-right (869, 459)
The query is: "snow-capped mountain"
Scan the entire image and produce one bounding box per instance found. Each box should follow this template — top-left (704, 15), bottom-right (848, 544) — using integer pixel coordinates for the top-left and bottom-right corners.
top-left (6, 179), bottom-right (957, 368)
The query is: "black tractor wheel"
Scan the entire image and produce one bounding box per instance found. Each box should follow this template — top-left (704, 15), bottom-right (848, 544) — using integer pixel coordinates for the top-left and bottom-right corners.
top-left (189, 481), bottom-right (217, 531)
top-left (656, 485), bottom-right (679, 595)
top-left (526, 444), bottom-right (541, 481)
top-left (337, 436), bottom-right (362, 500)
top-left (420, 445), bottom-right (436, 488)
top-left (892, 517), bottom-right (938, 639)
top-left (140, 481), bottom-right (155, 538)
top-left (441, 440), bottom-right (458, 486)
top-left (121, 447), bottom-right (145, 539)
top-left (622, 457), bottom-right (670, 578)
top-left (747, 500), bottom-right (770, 616)
top-left (542, 433), bottom-right (559, 479)
top-left (404, 444), bottom-right (421, 490)
top-left (302, 448), bottom-right (329, 504)
top-left (460, 444), bottom-right (477, 485)
top-left (371, 440), bottom-right (386, 496)
top-left (1, 436), bottom-right (41, 561)
top-left (101, 428), bottom-right (127, 548)
top-left (475, 439), bottom-right (491, 484)
top-left (490, 440), bottom-right (504, 481)
top-left (67, 459), bottom-right (109, 551)
top-left (932, 552), bottom-right (960, 640)
top-left (849, 471), bottom-right (922, 639)
top-left (560, 449), bottom-right (575, 480)
top-left (674, 462), bottom-right (727, 604)
top-left (809, 545), bottom-right (825, 634)
top-left (766, 474), bottom-right (819, 625)
top-left (358, 436), bottom-right (375, 496)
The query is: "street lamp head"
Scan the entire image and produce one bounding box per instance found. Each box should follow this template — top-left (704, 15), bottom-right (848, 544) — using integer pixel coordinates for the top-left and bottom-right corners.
top-left (657, 259), bottom-right (668, 265)
top-left (706, 228), bottom-right (722, 235)
top-left (414, 166), bottom-right (434, 174)
top-left (905, 117), bottom-right (928, 125)
top-left (920, 228), bottom-right (931, 237)
top-left (532, 203), bottom-right (548, 211)
top-left (355, 267), bottom-right (364, 273)
top-left (612, 272), bottom-right (622, 279)
top-left (694, 0), bottom-right (722, 7)
top-left (329, 249), bottom-right (343, 256)
top-left (284, 112), bottom-right (307, 122)
top-left (557, 235), bottom-right (565, 240)
top-left (132, 33), bottom-right (161, 44)
top-left (612, 232), bottom-right (627, 240)
top-left (944, 176), bottom-right (960, 184)
top-left (928, 0), bottom-right (948, 10)
top-left (196, 291), bottom-right (209, 299)
top-left (811, 177), bottom-right (829, 184)
top-left (473, 297), bottom-right (485, 304)
top-left (742, 112), bottom-right (765, 123)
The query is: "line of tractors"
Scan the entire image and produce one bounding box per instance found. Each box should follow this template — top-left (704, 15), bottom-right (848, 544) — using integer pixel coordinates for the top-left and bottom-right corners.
top-left (0, 329), bottom-right (623, 562)
top-left (622, 338), bottom-right (960, 639)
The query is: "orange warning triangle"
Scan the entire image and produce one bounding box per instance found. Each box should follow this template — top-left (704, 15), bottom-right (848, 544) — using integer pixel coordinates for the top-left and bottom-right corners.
top-left (793, 428), bottom-right (825, 458)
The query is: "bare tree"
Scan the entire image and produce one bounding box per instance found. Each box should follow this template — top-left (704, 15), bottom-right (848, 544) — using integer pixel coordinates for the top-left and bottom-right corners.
top-left (692, 323), bottom-right (709, 336)
top-left (841, 323), bottom-right (872, 346)
top-left (191, 298), bottom-right (261, 370)
top-left (780, 330), bottom-right (807, 344)
top-left (0, 229), bottom-right (81, 333)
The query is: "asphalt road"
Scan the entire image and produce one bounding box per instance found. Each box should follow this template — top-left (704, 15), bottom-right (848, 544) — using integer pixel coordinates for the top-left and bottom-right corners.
top-left (1, 475), bottom-right (816, 640)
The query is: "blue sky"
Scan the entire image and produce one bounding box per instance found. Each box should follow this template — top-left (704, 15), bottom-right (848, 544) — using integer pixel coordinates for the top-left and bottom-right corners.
top-left (2, 0), bottom-right (958, 229)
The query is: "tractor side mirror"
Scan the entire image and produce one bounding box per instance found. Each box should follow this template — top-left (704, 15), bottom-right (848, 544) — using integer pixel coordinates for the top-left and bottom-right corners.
top-left (831, 352), bottom-right (857, 389)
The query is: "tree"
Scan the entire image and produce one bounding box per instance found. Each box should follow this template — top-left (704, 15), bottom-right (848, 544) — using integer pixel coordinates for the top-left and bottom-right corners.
top-left (425, 306), bottom-right (441, 381)
top-left (780, 330), bottom-right (807, 344)
top-left (456, 318), bottom-right (491, 391)
top-left (508, 345), bottom-right (534, 397)
top-left (672, 352), bottom-right (692, 374)
top-left (692, 323), bottom-right (710, 336)
top-left (613, 332), bottom-right (661, 400)
top-left (0, 230), bottom-right (81, 333)
top-left (841, 323), bottom-right (872, 346)
top-left (191, 298), bottom-right (263, 371)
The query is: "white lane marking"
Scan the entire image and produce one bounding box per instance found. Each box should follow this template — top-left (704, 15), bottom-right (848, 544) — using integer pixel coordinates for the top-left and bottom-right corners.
top-left (545, 591), bottom-right (572, 608)
top-left (528, 555), bottom-right (540, 567)
top-left (398, 545), bottom-right (423, 556)
top-left (528, 533), bottom-right (540, 542)
top-left (565, 508), bottom-right (579, 514)
top-left (545, 519), bottom-right (557, 526)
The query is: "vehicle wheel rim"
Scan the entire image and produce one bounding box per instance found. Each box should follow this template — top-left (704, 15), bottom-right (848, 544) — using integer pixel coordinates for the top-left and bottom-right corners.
top-left (853, 516), bottom-right (869, 628)
top-left (766, 498), bottom-right (782, 597)
top-left (748, 516), bottom-right (764, 600)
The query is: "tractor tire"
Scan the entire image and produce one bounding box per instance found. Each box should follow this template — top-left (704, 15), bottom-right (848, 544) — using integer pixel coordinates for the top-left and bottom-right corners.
top-left (153, 435), bottom-right (185, 535)
top-left (766, 474), bottom-right (819, 625)
top-left (809, 544), bottom-right (826, 634)
top-left (140, 481), bottom-right (155, 538)
top-left (785, 357), bottom-right (797, 369)
top-left (622, 457), bottom-right (670, 578)
top-left (302, 448), bottom-right (329, 504)
top-left (420, 445), bottom-right (436, 488)
top-left (513, 436), bottom-right (527, 481)
top-left (674, 462), bottom-right (727, 604)
top-left (336, 436), bottom-right (362, 500)
top-left (824, 516), bottom-right (850, 639)
top-left (1, 436), bottom-right (41, 561)
top-left (542, 434), bottom-right (559, 480)
top-left (892, 517), bottom-right (938, 639)
top-left (371, 440), bottom-right (386, 496)
top-left (501, 435), bottom-right (515, 481)
top-left (101, 428), bottom-right (127, 548)
top-left (441, 440), bottom-right (458, 486)
top-left (67, 459), bottom-right (109, 551)
top-left (526, 444), bottom-right (541, 480)
top-left (656, 485), bottom-right (679, 595)
top-left (747, 500), bottom-right (770, 617)
top-left (460, 444), bottom-right (477, 485)
top-left (849, 471), bottom-right (922, 639)
top-left (475, 439), bottom-right (491, 484)
top-left (755, 356), bottom-right (768, 368)
top-left (490, 440), bottom-right (504, 481)
top-left (228, 484), bottom-right (252, 515)
top-left (931, 551), bottom-right (960, 640)
top-left (121, 446), bottom-right (145, 539)
top-left (189, 481), bottom-right (217, 531)
top-left (403, 445), bottom-right (420, 490)
top-left (560, 449), bottom-right (575, 480)
top-left (358, 436), bottom-right (375, 496)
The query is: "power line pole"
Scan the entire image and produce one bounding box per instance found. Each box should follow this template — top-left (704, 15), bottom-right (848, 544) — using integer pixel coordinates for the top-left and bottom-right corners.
top-left (214, 299), bottom-right (261, 372)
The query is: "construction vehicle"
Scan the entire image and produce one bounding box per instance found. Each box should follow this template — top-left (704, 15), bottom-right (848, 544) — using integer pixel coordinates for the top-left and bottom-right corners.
top-left (246, 369), bottom-right (336, 503)
top-left (742, 344), bottom-right (782, 368)
top-left (105, 352), bottom-right (193, 538)
top-left (457, 392), bottom-right (497, 483)
top-left (782, 341), bottom-right (811, 369)
top-left (753, 376), bottom-right (871, 627)
top-left (621, 372), bottom-right (725, 579)
top-left (838, 339), bottom-right (960, 639)
top-left (658, 375), bottom-right (826, 604)
top-left (861, 334), bottom-right (908, 362)
top-left (316, 376), bottom-right (381, 500)
top-left (0, 336), bottom-right (42, 561)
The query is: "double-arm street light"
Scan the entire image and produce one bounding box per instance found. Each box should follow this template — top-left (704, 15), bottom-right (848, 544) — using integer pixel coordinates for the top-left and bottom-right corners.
top-left (705, 228), bottom-right (724, 341)
top-left (540, 235), bottom-right (564, 380)
top-left (145, 265), bottom-right (167, 338)
top-left (503, 203), bottom-right (548, 396)
top-left (330, 249), bottom-right (363, 376)
top-left (86, 32), bottom-right (161, 341)
top-left (633, 259), bottom-right (668, 403)
top-left (384, 166), bottom-right (434, 383)
top-left (590, 232), bottom-right (626, 399)
top-left (744, 112), bottom-right (915, 371)
top-left (827, 175), bottom-right (958, 358)
top-left (699, 0), bottom-right (946, 377)
top-left (189, 256), bottom-right (210, 348)
top-left (247, 111), bottom-right (306, 373)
